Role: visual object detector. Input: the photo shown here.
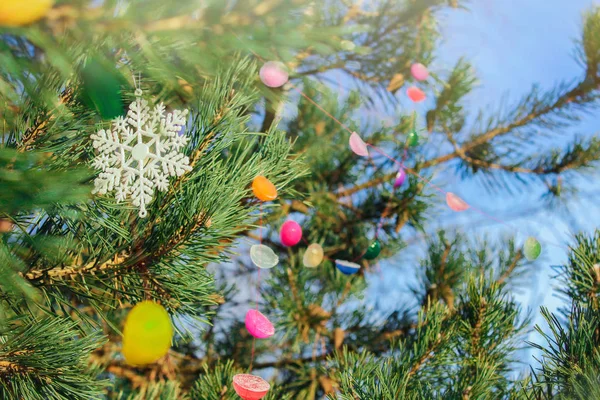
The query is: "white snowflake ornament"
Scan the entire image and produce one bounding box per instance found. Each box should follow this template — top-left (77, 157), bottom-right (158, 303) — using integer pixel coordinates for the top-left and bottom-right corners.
top-left (91, 89), bottom-right (192, 217)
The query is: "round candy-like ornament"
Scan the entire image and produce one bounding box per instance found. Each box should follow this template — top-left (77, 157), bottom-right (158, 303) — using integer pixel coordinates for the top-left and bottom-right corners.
top-left (363, 240), bottom-right (381, 260)
top-left (280, 220), bottom-right (302, 247)
top-left (524, 237), bottom-right (541, 261)
top-left (394, 168), bottom-right (406, 188)
top-left (410, 63), bottom-right (429, 81)
top-left (446, 192), bottom-right (469, 212)
top-left (303, 243), bottom-right (324, 268)
top-left (122, 301), bottom-right (173, 366)
top-left (250, 244), bottom-right (279, 269)
top-left (259, 61), bottom-right (289, 88)
top-left (233, 374), bottom-right (270, 400)
top-left (0, 0), bottom-right (53, 27)
top-left (335, 259), bottom-right (361, 275)
top-left (252, 176), bottom-right (277, 202)
top-left (245, 309), bottom-right (275, 339)
top-left (407, 86), bottom-right (426, 103)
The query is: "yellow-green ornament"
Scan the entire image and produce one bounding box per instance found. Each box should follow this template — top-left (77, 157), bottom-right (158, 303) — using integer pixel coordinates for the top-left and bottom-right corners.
top-left (364, 240), bottom-right (381, 260)
top-left (122, 301), bottom-right (173, 366)
top-left (407, 130), bottom-right (419, 147)
top-left (524, 237), bottom-right (541, 261)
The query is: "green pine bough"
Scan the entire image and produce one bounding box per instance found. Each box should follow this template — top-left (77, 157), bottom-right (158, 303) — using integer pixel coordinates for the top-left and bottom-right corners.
top-left (0, 1), bottom-right (599, 399)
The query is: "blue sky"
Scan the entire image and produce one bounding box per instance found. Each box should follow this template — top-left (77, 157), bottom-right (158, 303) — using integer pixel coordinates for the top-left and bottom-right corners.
top-left (359, 0), bottom-right (600, 370)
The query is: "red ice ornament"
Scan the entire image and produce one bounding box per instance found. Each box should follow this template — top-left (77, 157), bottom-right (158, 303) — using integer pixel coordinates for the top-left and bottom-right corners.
top-left (245, 309), bottom-right (275, 339)
top-left (407, 86), bottom-right (426, 103)
top-left (349, 131), bottom-right (369, 157)
top-left (446, 192), bottom-right (469, 212)
top-left (233, 374), bottom-right (270, 400)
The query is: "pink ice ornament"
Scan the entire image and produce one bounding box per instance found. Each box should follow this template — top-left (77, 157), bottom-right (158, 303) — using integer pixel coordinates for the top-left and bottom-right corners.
top-left (349, 132), bottom-right (369, 157)
top-left (233, 374), bottom-right (270, 400)
top-left (446, 192), bottom-right (470, 212)
top-left (280, 220), bottom-right (302, 247)
top-left (407, 86), bottom-right (426, 103)
top-left (245, 309), bottom-right (275, 339)
top-left (394, 168), bottom-right (406, 188)
top-left (410, 63), bottom-right (429, 81)
top-left (259, 61), bottom-right (289, 88)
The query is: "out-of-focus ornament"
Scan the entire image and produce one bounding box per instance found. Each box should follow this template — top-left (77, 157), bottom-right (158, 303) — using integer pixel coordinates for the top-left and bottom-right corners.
top-left (280, 220), bottom-right (302, 247)
top-left (341, 40), bottom-right (356, 51)
top-left (80, 58), bottom-right (126, 120)
top-left (524, 237), bottom-right (541, 261)
top-left (349, 132), bottom-right (369, 157)
top-left (303, 243), bottom-right (324, 268)
top-left (250, 244), bottom-right (279, 269)
top-left (245, 309), bottom-right (275, 339)
top-left (122, 301), bottom-right (173, 366)
top-left (335, 259), bottom-right (361, 275)
top-left (410, 63), bottom-right (429, 81)
top-left (363, 240), bottom-right (381, 260)
top-left (233, 374), bottom-right (270, 400)
top-left (252, 176), bottom-right (277, 202)
top-left (91, 89), bottom-right (190, 218)
top-left (259, 61), bottom-right (289, 88)
top-left (0, 0), bottom-right (53, 27)
top-left (446, 192), bottom-right (469, 212)
top-left (407, 86), bottom-right (426, 103)
top-left (394, 168), bottom-right (406, 188)
top-left (407, 130), bottom-right (419, 147)
top-left (0, 218), bottom-right (14, 233)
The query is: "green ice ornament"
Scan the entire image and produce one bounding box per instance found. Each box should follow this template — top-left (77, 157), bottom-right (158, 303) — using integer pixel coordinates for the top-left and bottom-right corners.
top-left (363, 240), bottom-right (381, 260)
top-left (407, 130), bottom-right (419, 147)
top-left (524, 237), bottom-right (541, 261)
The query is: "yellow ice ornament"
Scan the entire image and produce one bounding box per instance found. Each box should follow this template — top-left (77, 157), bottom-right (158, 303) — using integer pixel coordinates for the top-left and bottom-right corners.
top-left (0, 0), bottom-right (53, 27)
top-left (122, 301), bottom-right (173, 366)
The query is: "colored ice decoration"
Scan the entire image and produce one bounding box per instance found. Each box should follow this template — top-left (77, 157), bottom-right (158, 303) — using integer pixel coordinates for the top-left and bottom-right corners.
top-left (446, 192), bottom-right (469, 212)
top-left (259, 61), bottom-right (289, 88)
top-left (245, 309), bottom-right (275, 339)
top-left (233, 374), bottom-right (271, 400)
top-left (349, 131), bottom-right (369, 157)
top-left (280, 220), bottom-right (302, 247)
top-left (335, 259), bottom-right (361, 275)
top-left (394, 168), bottom-right (406, 188)
top-left (252, 176), bottom-right (278, 202)
top-left (303, 243), bottom-right (324, 268)
top-left (524, 237), bottom-right (542, 261)
top-left (407, 86), bottom-right (426, 103)
top-left (250, 244), bottom-right (279, 269)
top-left (410, 63), bottom-right (429, 81)
top-left (122, 301), bottom-right (173, 366)
top-left (363, 240), bottom-right (381, 260)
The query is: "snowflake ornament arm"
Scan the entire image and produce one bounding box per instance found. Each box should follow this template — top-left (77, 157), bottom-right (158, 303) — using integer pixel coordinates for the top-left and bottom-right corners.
top-left (91, 89), bottom-right (191, 218)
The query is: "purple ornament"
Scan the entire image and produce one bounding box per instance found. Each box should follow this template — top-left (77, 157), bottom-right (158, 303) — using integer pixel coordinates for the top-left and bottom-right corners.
top-left (259, 61), bottom-right (289, 88)
top-left (394, 168), bottom-right (406, 188)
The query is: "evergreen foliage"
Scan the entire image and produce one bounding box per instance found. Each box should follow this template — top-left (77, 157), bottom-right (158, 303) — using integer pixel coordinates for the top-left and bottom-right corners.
top-left (0, 0), bottom-right (599, 399)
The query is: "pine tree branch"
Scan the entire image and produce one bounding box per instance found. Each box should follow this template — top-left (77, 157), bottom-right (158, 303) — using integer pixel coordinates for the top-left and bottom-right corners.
top-left (496, 250), bottom-right (523, 285)
top-left (424, 77), bottom-right (600, 169)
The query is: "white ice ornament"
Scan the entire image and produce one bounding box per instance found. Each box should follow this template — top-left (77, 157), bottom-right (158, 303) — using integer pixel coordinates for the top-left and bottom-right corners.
top-left (91, 89), bottom-right (192, 218)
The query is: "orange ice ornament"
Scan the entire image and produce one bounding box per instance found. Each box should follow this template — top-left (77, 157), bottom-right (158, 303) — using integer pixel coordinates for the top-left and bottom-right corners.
top-left (122, 301), bottom-right (173, 366)
top-left (0, 0), bottom-right (53, 27)
top-left (252, 176), bottom-right (277, 202)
